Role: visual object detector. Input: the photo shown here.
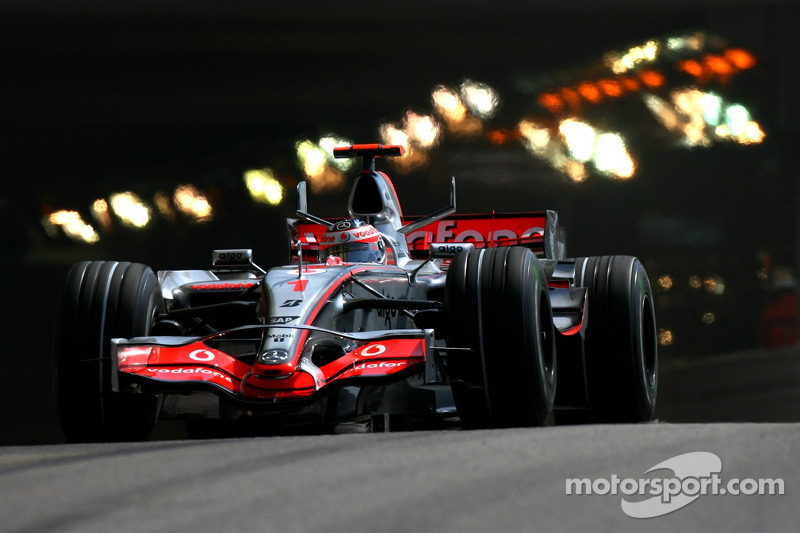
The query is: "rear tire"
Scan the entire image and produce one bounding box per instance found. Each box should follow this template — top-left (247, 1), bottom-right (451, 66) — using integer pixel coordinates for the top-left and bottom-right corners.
top-left (446, 247), bottom-right (556, 428)
top-left (54, 261), bottom-right (164, 442)
top-left (576, 255), bottom-right (658, 422)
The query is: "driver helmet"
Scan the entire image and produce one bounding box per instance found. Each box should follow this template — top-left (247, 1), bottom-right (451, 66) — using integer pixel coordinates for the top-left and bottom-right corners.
top-left (319, 219), bottom-right (386, 264)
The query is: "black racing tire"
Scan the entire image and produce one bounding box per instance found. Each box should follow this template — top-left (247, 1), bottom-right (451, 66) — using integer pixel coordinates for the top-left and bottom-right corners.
top-left (54, 261), bottom-right (164, 442)
top-left (576, 255), bottom-right (658, 422)
top-left (445, 247), bottom-right (556, 428)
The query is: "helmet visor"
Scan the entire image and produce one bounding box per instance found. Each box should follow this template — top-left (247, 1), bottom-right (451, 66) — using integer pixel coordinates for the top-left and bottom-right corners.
top-left (321, 242), bottom-right (384, 263)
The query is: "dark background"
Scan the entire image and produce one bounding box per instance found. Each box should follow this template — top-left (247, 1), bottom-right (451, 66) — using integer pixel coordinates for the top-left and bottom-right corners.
top-left (2, 0), bottom-right (799, 443)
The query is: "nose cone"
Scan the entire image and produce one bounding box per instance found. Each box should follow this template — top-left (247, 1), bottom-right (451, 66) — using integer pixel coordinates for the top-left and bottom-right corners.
top-left (254, 349), bottom-right (295, 377)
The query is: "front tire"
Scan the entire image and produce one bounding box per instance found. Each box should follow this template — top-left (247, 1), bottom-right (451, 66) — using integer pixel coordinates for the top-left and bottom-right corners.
top-left (576, 255), bottom-right (658, 422)
top-left (54, 261), bottom-right (164, 442)
top-left (446, 247), bottom-right (556, 428)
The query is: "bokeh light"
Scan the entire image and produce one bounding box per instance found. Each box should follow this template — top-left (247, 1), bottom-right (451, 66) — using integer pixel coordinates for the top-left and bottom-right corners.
top-left (460, 79), bottom-right (499, 119)
top-left (153, 191), bottom-right (176, 221)
top-left (559, 119), bottom-right (596, 162)
top-left (645, 88), bottom-right (765, 147)
top-left (91, 199), bottom-right (113, 231)
top-left (659, 329), bottom-right (675, 346)
top-left (296, 139), bottom-right (348, 192)
top-left (431, 84), bottom-right (484, 137)
top-left (244, 169), bottom-right (284, 206)
top-left (45, 210), bottom-right (100, 244)
top-left (173, 185), bottom-right (213, 222)
top-left (404, 112), bottom-right (441, 148)
top-left (319, 135), bottom-right (355, 172)
top-left (518, 119), bottom-right (552, 156)
top-left (109, 192), bottom-right (151, 228)
top-left (594, 133), bottom-right (635, 179)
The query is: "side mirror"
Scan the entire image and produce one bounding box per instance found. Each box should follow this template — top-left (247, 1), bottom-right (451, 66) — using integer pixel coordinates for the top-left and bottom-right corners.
top-left (296, 181), bottom-right (332, 228)
top-left (297, 181), bottom-right (308, 214)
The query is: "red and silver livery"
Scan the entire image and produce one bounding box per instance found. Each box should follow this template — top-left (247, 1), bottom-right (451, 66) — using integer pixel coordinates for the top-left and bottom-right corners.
top-left (54, 143), bottom-right (658, 441)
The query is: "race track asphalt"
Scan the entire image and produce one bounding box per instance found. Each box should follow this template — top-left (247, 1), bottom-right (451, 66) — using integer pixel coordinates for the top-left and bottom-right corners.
top-left (0, 422), bottom-right (796, 532)
top-left (1, 346), bottom-right (798, 532)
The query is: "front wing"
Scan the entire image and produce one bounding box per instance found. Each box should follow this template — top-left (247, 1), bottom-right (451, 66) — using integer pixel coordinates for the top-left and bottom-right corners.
top-left (111, 327), bottom-right (434, 408)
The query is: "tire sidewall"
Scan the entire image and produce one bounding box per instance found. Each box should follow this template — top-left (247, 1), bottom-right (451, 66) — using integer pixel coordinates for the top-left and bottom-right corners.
top-left (625, 259), bottom-right (658, 419)
top-left (446, 247), bottom-right (556, 428)
top-left (579, 255), bottom-right (658, 422)
top-left (54, 261), bottom-right (164, 442)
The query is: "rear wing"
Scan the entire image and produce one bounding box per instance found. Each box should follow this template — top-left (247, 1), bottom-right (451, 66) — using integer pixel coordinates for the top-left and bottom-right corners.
top-left (290, 210), bottom-right (566, 261)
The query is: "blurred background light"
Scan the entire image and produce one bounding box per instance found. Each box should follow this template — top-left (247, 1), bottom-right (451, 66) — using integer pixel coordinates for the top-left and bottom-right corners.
top-left (431, 85), bottom-right (467, 122)
top-left (244, 169), bottom-right (284, 206)
top-left (598, 79), bottom-right (624, 98)
top-left (460, 79), bottom-right (499, 119)
top-left (725, 104), bottom-right (750, 136)
top-left (638, 70), bottom-right (665, 89)
top-left (725, 48), bottom-right (756, 70)
top-left (644, 88), bottom-right (765, 147)
top-left (537, 92), bottom-right (564, 114)
top-left (518, 119), bottom-right (552, 156)
top-left (404, 111), bottom-right (441, 148)
top-left (677, 58), bottom-right (704, 78)
top-left (45, 210), bottom-right (100, 244)
top-left (296, 140), bottom-right (327, 179)
top-left (564, 160), bottom-right (588, 183)
top-left (379, 123), bottom-right (409, 147)
top-left (673, 88), bottom-right (712, 146)
top-left (486, 128), bottom-right (518, 146)
top-left (666, 31), bottom-right (706, 52)
top-left (91, 199), bottom-right (113, 232)
top-left (519, 118), bottom-right (637, 180)
top-left (173, 185), bottom-right (212, 222)
top-left (296, 139), bottom-right (346, 192)
top-left (702, 312), bottom-right (717, 324)
top-left (701, 92), bottom-right (723, 126)
top-left (431, 84), bottom-right (484, 137)
top-left (319, 135), bottom-right (355, 172)
top-left (577, 82), bottom-right (603, 104)
top-left (559, 119), bottom-right (596, 162)
top-left (109, 192), bottom-right (151, 228)
top-left (378, 120), bottom-right (429, 174)
top-left (704, 275), bottom-right (726, 295)
top-left (605, 39), bottom-right (659, 74)
top-left (153, 191), bottom-right (176, 221)
top-left (594, 132), bottom-right (635, 178)
top-left (644, 94), bottom-right (682, 131)
top-left (659, 329), bottom-right (675, 347)
top-left (740, 121), bottom-right (766, 144)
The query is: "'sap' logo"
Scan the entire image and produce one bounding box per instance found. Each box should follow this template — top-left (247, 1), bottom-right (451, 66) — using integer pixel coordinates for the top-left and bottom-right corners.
top-left (268, 316), bottom-right (299, 325)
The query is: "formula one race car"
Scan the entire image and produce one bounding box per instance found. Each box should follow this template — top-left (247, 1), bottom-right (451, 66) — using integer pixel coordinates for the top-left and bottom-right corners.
top-left (54, 144), bottom-right (658, 442)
